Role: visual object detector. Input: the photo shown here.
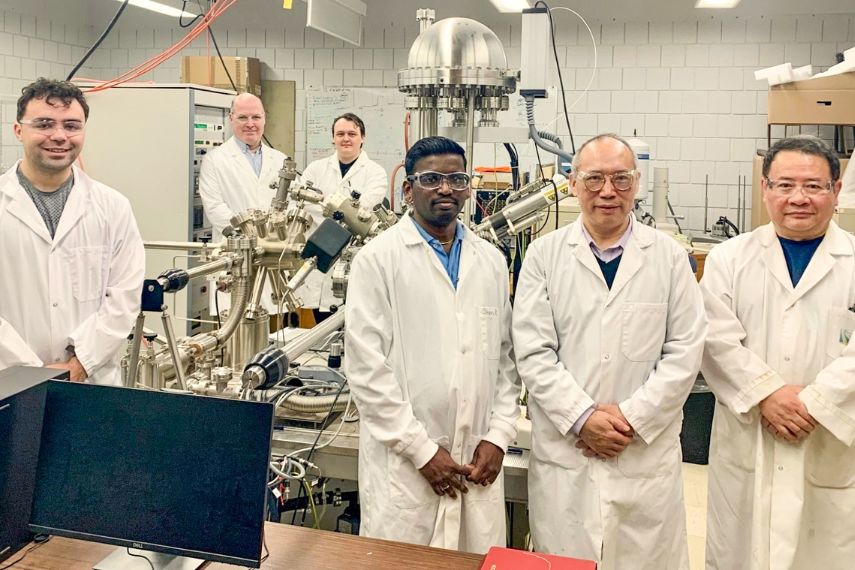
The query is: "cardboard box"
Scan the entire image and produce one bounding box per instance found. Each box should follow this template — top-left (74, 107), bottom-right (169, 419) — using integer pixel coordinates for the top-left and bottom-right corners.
top-left (180, 56), bottom-right (261, 97)
top-left (768, 72), bottom-right (855, 125)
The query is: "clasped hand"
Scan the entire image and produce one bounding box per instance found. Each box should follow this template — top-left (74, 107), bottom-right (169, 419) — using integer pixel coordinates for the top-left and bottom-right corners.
top-left (576, 405), bottom-right (634, 460)
top-left (759, 385), bottom-right (817, 443)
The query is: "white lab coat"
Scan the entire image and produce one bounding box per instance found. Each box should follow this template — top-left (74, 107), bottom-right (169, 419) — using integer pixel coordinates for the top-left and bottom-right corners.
top-left (0, 163), bottom-right (145, 385)
top-left (344, 215), bottom-right (520, 554)
top-left (700, 221), bottom-right (855, 570)
top-left (839, 159), bottom-right (855, 208)
top-left (297, 151), bottom-right (387, 310)
top-left (198, 136), bottom-right (288, 314)
top-left (513, 219), bottom-right (707, 570)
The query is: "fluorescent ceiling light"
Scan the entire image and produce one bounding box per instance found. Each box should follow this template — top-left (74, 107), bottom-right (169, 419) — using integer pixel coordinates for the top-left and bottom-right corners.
top-left (695, 0), bottom-right (742, 8)
top-left (488, 0), bottom-right (532, 13)
top-left (111, 0), bottom-right (197, 18)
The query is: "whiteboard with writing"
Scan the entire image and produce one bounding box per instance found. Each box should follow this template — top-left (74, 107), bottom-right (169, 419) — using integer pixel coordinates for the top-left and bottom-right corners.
top-left (305, 88), bottom-right (408, 192)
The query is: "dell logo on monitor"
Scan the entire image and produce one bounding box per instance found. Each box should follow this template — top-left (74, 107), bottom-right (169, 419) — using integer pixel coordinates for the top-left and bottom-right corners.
top-left (132, 543), bottom-right (144, 549)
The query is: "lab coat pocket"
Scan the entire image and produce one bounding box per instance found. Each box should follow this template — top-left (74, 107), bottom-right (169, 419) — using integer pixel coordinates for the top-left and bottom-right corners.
top-left (67, 246), bottom-right (108, 302)
top-left (388, 443), bottom-right (442, 509)
top-left (826, 306), bottom-right (855, 360)
top-left (714, 405), bottom-right (757, 472)
top-left (479, 306), bottom-right (501, 360)
top-left (616, 418), bottom-right (679, 479)
top-left (529, 404), bottom-right (588, 470)
top-left (621, 303), bottom-right (668, 362)
top-left (805, 427), bottom-right (855, 488)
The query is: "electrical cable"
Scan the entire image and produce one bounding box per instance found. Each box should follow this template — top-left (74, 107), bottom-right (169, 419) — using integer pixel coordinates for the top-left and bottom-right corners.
top-left (0, 536), bottom-right (50, 570)
top-left (535, 0), bottom-right (575, 154)
top-left (66, 0), bottom-right (130, 80)
top-left (179, 0), bottom-right (204, 27)
top-left (126, 548), bottom-right (155, 570)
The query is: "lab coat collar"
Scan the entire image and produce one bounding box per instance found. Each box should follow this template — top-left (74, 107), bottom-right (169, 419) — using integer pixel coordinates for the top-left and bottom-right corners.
top-left (0, 161), bottom-right (91, 246)
top-left (225, 136), bottom-right (278, 180)
top-left (327, 150), bottom-right (371, 185)
top-left (400, 213), bottom-right (480, 289)
top-left (757, 221), bottom-right (852, 306)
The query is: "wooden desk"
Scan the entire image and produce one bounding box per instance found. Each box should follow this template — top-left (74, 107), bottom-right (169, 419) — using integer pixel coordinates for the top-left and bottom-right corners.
top-left (15, 523), bottom-right (485, 570)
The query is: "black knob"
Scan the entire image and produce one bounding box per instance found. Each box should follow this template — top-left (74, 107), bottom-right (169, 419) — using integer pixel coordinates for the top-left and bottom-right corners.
top-left (333, 211), bottom-right (345, 221)
top-left (350, 190), bottom-right (361, 200)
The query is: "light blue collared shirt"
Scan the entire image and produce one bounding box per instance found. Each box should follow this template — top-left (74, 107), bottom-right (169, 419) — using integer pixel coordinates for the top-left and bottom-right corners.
top-left (237, 139), bottom-right (263, 177)
top-left (411, 216), bottom-right (465, 289)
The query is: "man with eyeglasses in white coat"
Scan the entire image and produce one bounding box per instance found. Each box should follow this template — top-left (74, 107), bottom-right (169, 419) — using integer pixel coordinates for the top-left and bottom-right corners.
top-left (344, 136), bottom-right (519, 553)
top-left (0, 78), bottom-right (144, 384)
top-left (702, 135), bottom-right (855, 570)
top-left (513, 134), bottom-right (707, 570)
top-left (198, 93), bottom-right (288, 320)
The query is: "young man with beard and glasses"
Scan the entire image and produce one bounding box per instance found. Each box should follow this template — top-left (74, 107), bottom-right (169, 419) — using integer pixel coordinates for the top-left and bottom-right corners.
top-left (344, 136), bottom-right (520, 553)
top-left (0, 78), bottom-right (144, 384)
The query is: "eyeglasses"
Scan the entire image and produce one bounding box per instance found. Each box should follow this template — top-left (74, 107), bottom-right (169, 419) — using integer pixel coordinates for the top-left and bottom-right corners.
top-left (575, 170), bottom-right (638, 192)
top-left (232, 114), bottom-right (265, 124)
top-left (19, 119), bottom-right (85, 136)
top-left (406, 171), bottom-right (471, 191)
top-left (765, 178), bottom-right (834, 196)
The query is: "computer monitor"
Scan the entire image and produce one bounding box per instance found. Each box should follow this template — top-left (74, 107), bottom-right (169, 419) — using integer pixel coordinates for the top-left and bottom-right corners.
top-left (29, 382), bottom-right (274, 569)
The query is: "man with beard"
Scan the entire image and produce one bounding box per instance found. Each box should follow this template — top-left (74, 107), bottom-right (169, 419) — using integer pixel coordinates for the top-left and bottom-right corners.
top-left (0, 78), bottom-right (144, 384)
top-left (344, 136), bottom-right (520, 553)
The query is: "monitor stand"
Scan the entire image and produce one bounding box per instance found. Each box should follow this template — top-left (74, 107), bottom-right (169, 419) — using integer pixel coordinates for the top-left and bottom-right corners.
top-left (94, 547), bottom-right (205, 570)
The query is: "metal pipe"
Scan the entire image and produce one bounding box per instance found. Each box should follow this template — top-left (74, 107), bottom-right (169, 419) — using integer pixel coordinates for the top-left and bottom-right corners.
top-left (144, 241), bottom-right (211, 251)
top-left (285, 257), bottom-right (318, 293)
top-left (249, 269), bottom-right (268, 309)
top-left (465, 92), bottom-right (476, 226)
top-left (126, 312), bottom-right (145, 387)
top-left (161, 312), bottom-right (187, 390)
top-left (213, 276), bottom-right (250, 347)
top-left (280, 391), bottom-right (351, 413)
top-left (704, 175), bottom-right (709, 233)
top-left (282, 310), bottom-right (345, 364)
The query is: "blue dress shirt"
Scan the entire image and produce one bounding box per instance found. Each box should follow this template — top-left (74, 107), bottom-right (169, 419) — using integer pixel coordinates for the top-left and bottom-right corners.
top-left (411, 216), bottom-right (465, 289)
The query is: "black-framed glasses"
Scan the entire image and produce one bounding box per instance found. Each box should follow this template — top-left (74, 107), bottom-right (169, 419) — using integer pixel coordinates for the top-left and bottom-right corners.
top-left (406, 171), bottom-right (471, 191)
top-left (576, 170), bottom-right (638, 192)
top-left (765, 178), bottom-right (834, 196)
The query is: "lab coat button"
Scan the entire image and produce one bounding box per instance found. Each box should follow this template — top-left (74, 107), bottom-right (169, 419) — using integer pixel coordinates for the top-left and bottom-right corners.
top-left (778, 465), bottom-right (784, 471)
top-left (461, 347), bottom-right (467, 354)
top-left (52, 303), bottom-right (58, 307)
top-left (784, 357), bottom-right (790, 362)
top-left (604, 354), bottom-right (610, 360)
top-left (54, 358), bottom-right (60, 363)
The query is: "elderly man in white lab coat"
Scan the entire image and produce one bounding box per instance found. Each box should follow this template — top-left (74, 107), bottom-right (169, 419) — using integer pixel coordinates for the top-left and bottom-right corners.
top-left (702, 135), bottom-right (855, 570)
top-left (0, 78), bottom-right (144, 384)
top-left (513, 134), bottom-right (707, 569)
top-left (345, 136), bottom-right (519, 553)
top-left (299, 113), bottom-right (387, 319)
top-left (198, 93), bottom-right (288, 317)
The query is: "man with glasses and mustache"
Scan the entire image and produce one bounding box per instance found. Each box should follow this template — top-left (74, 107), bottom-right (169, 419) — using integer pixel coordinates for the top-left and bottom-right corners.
top-left (198, 93), bottom-right (289, 323)
top-left (343, 136), bottom-right (520, 553)
top-left (513, 134), bottom-right (707, 570)
top-left (702, 135), bottom-right (855, 570)
top-left (0, 78), bottom-right (144, 384)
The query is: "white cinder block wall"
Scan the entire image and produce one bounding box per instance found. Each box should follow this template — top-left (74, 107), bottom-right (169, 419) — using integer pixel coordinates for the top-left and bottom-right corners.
top-left (1, 5), bottom-right (854, 233)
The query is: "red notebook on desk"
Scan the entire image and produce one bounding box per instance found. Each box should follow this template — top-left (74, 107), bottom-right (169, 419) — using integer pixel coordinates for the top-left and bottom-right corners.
top-left (479, 547), bottom-right (597, 570)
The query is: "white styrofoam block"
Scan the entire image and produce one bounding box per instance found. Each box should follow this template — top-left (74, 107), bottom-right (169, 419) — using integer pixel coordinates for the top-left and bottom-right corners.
top-left (650, 22), bottom-right (673, 44)
top-left (597, 67), bottom-right (623, 90)
top-left (734, 44), bottom-right (760, 67)
top-left (730, 91), bottom-right (757, 115)
top-left (742, 115), bottom-right (767, 138)
top-left (625, 22), bottom-right (648, 45)
top-left (635, 91), bottom-right (659, 113)
top-left (659, 90), bottom-right (682, 114)
top-left (796, 16), bottom-right (823, 43)
top-left (706, 139), bottom-right (730, 162)
top-left (657, 136), bottom-right (681, 160)
top-left (746, 19), bottom-right (772, 43)
top-left (323, 69), bottom-right (343, 86)
top-left (698, 20), bottom-right (723, 44)
top-left (743, 69), bottom-right (769, 91)
top-left (694, 68), bottom-right (720, 90)
top-left (285, 27), bottom-right (304, 48)
top-left (304, 28), bottom-right (324, 48)
top-left (304, 69), bottom-right (324, 88)
top-left (784, 43), bottom-right (811, 67)
top-left (722, 20), bottom-right (747, 44)
top-left (719, 68), bottom-right (744, 90)
top-left (353, 49), bottom-right (372, 70)
top-left (685, 44), bottom-right (709, 67)
top-left (621, 115), bottom-right (645, 138)
top-left (674, 21), bottom-right (698, 44)
top-left (385, 25), bottom-right (405, 49)
top-left (669, 114), bottom-right (694, 138)
top-left (343, 69), bottom-right (363, 87)
top-left (662, 45), bottom-right (686, 68)
top-left (266, 29), bottom-right (285, 48)
top-left (645, 115), bottom-right (670, 137)
top-left (671, 68), bottom-right (694, 90)
top-left (771, 17), bottom-right (797, 43)
top-left (275, 48), bottom-right (294, 69)
top-left (822, 18), bottom-right (850, 42)
top-left (227, 29), bottom-right (246, 48)
top-left (693, 114), bottom-right (718, 138)
top-left (598, 113), bottom-right (622, 134)
top-left (709, 44), bottom-right (735, 67)
top-left (646, 68), bottom-right (670, 90)
top-left (682, 91), bottom-right (708, 114)
top-left (334, 49), bottom-right (354, 70)
top-left (623, 67), bottom-right (646, 90)
top-left (637, 45), bottom-right (661, 68)
top-left (247, 29), bottom-right (265, 49)
top-left (295, 49), bottom-right (314, 69)
top-left (612, 45), bottom-right (637, 68)
top-left (587, 91), bottom-right (611, 113)
top-left (611, 90), bottom-right (634, 113)
top-left (373, 49), bottom-right (393, 70)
